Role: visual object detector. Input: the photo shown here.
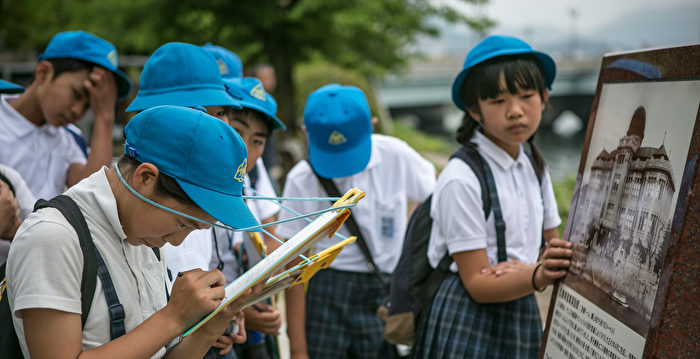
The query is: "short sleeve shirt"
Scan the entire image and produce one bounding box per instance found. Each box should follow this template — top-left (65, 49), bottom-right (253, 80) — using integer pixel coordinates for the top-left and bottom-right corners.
top-left (277, 135), bottom-right (436, 273)
top-left (0, 94), bottom-right (87, 199)
top-left (7, 168), bottom-right (169, 358)
top-left (427, 132), bottom-right (561, 272)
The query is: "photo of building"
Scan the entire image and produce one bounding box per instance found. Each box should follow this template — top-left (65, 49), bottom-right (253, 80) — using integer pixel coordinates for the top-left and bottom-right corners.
top-left (564, 80), bottom-right (699, 336)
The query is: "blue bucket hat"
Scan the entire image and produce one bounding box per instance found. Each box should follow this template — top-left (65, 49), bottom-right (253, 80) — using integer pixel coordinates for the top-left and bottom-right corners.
top-left (202, 43), bottom-right (243, 79)
top-left (39, 31), bottom-right (132, 99)
top-left (223, 77), bottom-right (286, 130)
top-left (126, 42), bottom-right (241, 112)
top-left (451, 35), bottom-right (556, 110)
top-left (0, 79), bottom-right (24, 94)
top-left (304, 84), bottom-right (372, 178)
top-left (123, 105), bottom-right (259, 230)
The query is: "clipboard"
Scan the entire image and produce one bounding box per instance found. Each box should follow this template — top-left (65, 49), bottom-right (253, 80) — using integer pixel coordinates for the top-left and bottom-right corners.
top-left (183, 188), bottom-right (365, 337)
top-left (242, 236), bottom-right (357, 306)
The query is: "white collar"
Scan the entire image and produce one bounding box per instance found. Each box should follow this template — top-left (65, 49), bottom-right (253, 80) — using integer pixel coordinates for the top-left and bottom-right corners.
top-left (473, 131), bottom-right (529, 171)
top-left (1, 94), bottom-right (60, 138)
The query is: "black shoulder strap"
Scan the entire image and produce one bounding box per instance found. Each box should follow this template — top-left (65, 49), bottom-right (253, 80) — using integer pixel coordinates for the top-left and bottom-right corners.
top-left (0, 171), bottom-right (16, 197)
top-left (34, 196), bottom-right (96, 328)
top-left (450, 146), bottom-right (508, 262)
top-left (312, 171), bottom-right (385, 284)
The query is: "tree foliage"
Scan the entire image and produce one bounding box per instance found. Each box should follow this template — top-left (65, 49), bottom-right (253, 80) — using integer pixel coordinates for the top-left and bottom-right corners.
top-left (0, 0), bottom-right (492, 133)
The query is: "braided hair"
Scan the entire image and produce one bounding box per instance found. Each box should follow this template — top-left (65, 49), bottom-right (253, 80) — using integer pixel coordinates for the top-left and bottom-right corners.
top-left (455, 53), bottom-right (548, 180)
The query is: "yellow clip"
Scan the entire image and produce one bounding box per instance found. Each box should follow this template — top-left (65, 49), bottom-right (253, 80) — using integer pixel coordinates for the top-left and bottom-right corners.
top-left (292, 236), bottom-right (357, 286)
top-left (332, 188), bottom-right (365, 208)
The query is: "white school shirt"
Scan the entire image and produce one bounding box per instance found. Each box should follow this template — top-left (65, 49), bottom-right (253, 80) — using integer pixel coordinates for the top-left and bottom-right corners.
top-left (7, 168), bottom-right (169, 358)
top-left (0, 164), bottom-right (36, 220)
top-left (0, 94), bottom-right (87, 200)
top-left (427, 132), bottom-right (561, 272)
top-left (164, 158), bottom-right (279, 284)
top-left (276, 134), bottom-right (435, 273)
top-left (0, 164), bottom-right (36, 264)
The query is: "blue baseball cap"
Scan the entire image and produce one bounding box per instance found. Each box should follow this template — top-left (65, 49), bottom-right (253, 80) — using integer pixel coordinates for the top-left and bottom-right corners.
top-left (451, 35), bottom-right (556, 110)
top-left (38, 31), bottom-right (132, 99)
top-left (202, 43), bottom-right (243, 79)
top-left (123, 105), bottom-right (259, 231)
top-left (126, 42), bottom-right (241, 112)
top-left (223, 77), bottom-right (286, 130)
top-left (304, 84), bottom-right (372, 178)
top-left (0, 79), bottom-right (24, 94)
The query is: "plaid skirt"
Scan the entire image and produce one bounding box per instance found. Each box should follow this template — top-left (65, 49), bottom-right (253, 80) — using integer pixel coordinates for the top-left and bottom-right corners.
top-left (412, 273), bottom-right (542, 359)
top-left (305, 269), bottom-right (394, 359)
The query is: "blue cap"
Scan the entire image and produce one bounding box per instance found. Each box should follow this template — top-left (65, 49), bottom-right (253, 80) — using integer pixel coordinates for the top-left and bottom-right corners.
top-left (223, 77), bottom-right (286, 130)
top-left (202, 43), bottom-right (243, 79)
top-left (38, 31), bottom-right (132, 99)
top-left (304, 84), bottom-right (372, 178)
top-left (451, 35), bottom-right (556, 110)
top-left (0, 79), bottom-right (24, 94)
top-left (126, 42), bottom-right (241, 112)
top-left (123, 105), bottom-right (259, 230)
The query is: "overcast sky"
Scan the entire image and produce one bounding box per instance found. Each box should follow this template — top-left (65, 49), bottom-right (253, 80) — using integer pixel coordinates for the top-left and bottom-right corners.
top-left (453, 0), bottom-right (699, 35)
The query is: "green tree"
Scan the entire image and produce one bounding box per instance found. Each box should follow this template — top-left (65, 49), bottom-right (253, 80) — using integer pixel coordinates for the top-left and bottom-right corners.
top-left (0, 0), bottom-right (493, 134)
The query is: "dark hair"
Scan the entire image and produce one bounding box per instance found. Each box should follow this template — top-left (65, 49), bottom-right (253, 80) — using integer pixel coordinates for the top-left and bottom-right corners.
top-left (117, 155), bottom-right (198, 208)
top-left (29, 58), bottom-right (94, 84)
top-left (48, 58), bottom-right (95, 79)
top-left (455, 53), bottom-right (547, 180)
top-left (231, 108), bottom-right (272, 137)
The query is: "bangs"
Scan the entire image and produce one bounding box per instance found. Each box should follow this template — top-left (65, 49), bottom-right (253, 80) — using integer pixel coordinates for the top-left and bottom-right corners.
top-left (462, 54), bottom-right (546, 107)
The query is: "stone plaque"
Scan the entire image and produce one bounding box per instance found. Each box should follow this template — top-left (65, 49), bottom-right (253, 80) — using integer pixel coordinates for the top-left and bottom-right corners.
top-left (541, 44), bottom-right (700, 358)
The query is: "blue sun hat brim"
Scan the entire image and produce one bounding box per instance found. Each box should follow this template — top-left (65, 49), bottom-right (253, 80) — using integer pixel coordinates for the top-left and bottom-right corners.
top-left (451, 35), bottom-right (556, 110)
top-left (0, 79), bottom-right (24, 94)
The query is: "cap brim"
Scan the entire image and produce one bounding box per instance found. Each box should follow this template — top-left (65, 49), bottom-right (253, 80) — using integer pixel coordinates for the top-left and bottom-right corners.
top-left (308, 134), bottom-right (371, 178)
top-left (126, 87), bottom-right (242, 112)
top-left (114, 69), bottom-right (132, 99)
top-left (0, 80), bottom-right (24, 94)
top-left (177, 179), bottom-right (261, 232)
top-left (237, 100), bottom-right (286, 130)
top-left (451, 49), bottom-right (556, 110)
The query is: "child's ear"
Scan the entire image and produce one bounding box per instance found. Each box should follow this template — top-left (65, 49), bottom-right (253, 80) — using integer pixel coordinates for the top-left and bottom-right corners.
top-left (132, 163), bottom-right (160, 192)
top-left (541, 89), bottom-right (550, 109)
top-left (466, 107), bottom-right (482, 124)
top-left (34, 61), bottom-right (53, 84)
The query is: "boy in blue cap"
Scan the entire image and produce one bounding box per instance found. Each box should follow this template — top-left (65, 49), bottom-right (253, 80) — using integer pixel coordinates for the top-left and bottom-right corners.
top-left (0, 31), bottom-right (131, 200)
top-left (126, 41), bottom-right (246, 358)
top-left (277, 84), bottom-right (436, 359)
top-left (7, 105), bottom-right (263, 358)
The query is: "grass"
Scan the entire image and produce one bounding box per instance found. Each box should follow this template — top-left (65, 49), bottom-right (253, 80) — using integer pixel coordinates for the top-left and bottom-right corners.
top-left (552, 175), bottom-right (577, 238)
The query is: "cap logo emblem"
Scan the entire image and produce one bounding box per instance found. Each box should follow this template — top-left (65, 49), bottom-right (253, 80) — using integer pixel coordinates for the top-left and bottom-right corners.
top-left (235, 159), bottom-right (247, 182)
top-left (250, 83), bottom-right (266, 101)
top-left (328, 130), bottom-right (347, 145)
top-left (107, 50), bottom-right (117, 67)
top-left (217, 59), bottom-right (229, 75)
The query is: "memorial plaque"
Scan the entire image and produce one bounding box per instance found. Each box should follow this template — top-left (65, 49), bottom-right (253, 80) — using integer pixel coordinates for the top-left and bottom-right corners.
top-left (541, 44), bottom-right (700, 358)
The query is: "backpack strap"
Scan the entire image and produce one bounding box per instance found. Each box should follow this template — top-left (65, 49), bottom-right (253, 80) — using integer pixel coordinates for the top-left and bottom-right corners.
top-left (0, 171), bottom-right (16, 197)
top-left (34, 196), bottom-right (96, 328)
top-left (93, 248), bottom-right (126, 339)
top-left (450, 146), bottom-right (508, 262)
top-left (312, 170), bottom-right (386, 285)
